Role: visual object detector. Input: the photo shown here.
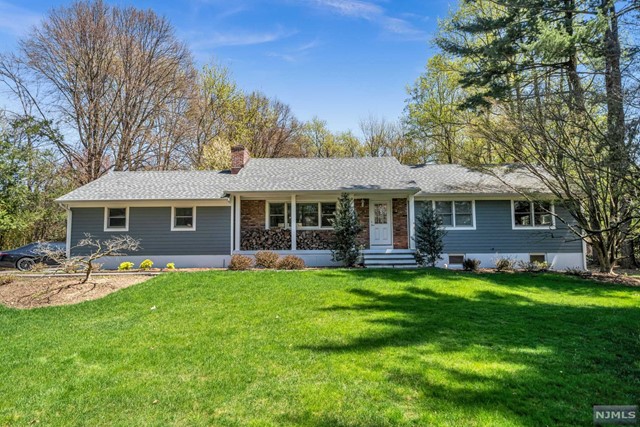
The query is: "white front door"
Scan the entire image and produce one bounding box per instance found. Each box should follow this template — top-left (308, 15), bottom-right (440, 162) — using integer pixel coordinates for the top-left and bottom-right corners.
top-left (370, 201), bottom-right (392, 246)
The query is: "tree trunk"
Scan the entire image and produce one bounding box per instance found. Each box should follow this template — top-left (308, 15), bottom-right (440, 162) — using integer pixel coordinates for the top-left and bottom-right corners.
top-left (82, 261), bottom-right (93, 284)
top-left (592, 237), bottom-right (615, 274)
top-left (602, 0), bottom-right (626, 167)
top-left (620, 239), bottom-right (636, 269)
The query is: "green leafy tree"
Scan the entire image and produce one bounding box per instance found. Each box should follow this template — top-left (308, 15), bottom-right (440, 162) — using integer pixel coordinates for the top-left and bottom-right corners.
top-left (0, 114), bottom-right (70, 249)
top-left (429, 0), bottom-right (640, 273)
top-left (331, 193), bottom-right (363, 267)
top-left (190, 63), bottom-right (246, 170)
top-left (405, 54), bottom-right (504, 164)
top-left (414, 205), bottom-right (446, 267)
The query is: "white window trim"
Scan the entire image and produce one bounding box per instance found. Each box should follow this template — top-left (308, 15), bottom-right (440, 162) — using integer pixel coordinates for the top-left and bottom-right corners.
top-left (511, 200), bottom-right (556, 230)
top-left (529, 253), bottom-right (547, 262)
top-left (104, 206), bottom-right (129, 232)
top-left (266, 201), bottom-right (336, 230)
top-left (448, 254), bottom-right (465, 265)
top-left (266, 201), bottom-right (290, 230)
top-left (431, 200), bottom-right (476, 230)
top-left (171, 206), bottom-right (197, 231)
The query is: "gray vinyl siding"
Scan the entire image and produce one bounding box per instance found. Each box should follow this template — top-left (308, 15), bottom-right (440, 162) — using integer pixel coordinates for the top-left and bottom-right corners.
top-left (416, 200), bottom-right (582, 254)
top-left (70, 206), bottom-right (231, 256)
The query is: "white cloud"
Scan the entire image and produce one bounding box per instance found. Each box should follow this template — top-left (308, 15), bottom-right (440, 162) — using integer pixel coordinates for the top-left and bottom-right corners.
top-left (0, 1), bottom-right (41, 37)
top-left (266, 38), bottom-right (321, 63)
top-left (311, 0), bottom-right (427, 40)
top-left (313, 0), bottom-right (382, 19)
top-left (189, 27), bottom-right (297, 49)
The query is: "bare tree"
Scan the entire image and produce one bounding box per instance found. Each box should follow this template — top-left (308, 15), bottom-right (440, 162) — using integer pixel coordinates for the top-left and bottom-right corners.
top-left (2, 0), bottom-right (194, 184)
top-left (474, 96), bottom-right (639, 274)
top-left (187, 64), bottom-right (245, 169)
top-left (241, 92), bottom-right (305, 158)
top-left (359, 115), bottom-right (420, 163)
top-left (110, 6), bottom-right (194, 171)
top-left (40, 234), bottom-right (141, 283)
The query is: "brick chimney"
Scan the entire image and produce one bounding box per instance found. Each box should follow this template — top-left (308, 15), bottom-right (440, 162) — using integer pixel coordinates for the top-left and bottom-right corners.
top-left (231, 145), bottom-right (250, 174)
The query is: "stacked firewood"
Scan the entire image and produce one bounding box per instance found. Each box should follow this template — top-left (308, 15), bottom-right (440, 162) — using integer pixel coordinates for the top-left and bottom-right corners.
top-left (297, 230), bottom-right (335, 250)
top-left (240, 229), bottom-right (336, 251)
top-left (240, 229), bottom-right (291, 250)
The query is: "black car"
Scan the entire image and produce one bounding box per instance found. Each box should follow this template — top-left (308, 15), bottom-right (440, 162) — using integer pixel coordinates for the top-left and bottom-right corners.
top-left (0, 242), bottom-right (66, 271)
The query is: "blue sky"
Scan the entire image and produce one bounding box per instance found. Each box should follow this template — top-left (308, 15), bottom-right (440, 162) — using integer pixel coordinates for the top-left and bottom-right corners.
top-left (0, 0), bottom-right (452, 132)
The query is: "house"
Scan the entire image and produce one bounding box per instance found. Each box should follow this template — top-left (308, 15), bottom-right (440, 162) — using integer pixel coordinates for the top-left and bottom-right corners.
top-left (56, 145), bottom-right (586, 270)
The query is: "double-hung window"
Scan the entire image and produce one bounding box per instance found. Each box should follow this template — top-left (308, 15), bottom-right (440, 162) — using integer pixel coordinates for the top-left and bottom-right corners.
top-left (267, 202), bottom-right (336, 229)
top-left (172, 207), bottom-right (196, 231)
top-left (432, 201), bottom-right (475, 229)
top-left (297, 203), bottom-right (319, 227)
top-left (321, 203), bottom-right (337, 227)
top-left (268, 203), bottom-right (289, 229)
top-left (104, 207), bottom-right (128, 231)
top-left (513, 201), bottom-right (554, 228)
top-left (268, 202), bottom-right (292, 229)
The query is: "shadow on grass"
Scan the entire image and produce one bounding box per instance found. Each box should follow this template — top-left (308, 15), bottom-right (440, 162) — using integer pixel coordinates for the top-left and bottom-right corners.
top-left (318, 267), bottom-right (637, 297)
top-left (299, 271), bottom-right (640, 426)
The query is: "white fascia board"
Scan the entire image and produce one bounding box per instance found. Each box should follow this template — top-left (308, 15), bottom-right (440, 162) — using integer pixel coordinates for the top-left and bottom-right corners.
top-left (62, 199), bottom-right (231, 208)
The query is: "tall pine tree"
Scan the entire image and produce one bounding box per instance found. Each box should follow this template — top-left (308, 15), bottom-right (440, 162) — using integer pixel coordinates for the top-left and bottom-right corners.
top-left (331, 193), bottom-right (363, 267)
top-left (414, 205), bottom-right (447, 267)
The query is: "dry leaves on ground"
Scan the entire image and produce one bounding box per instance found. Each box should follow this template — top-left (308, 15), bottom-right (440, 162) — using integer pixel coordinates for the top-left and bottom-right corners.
top-left (0, 275), bottom-right (151, 309)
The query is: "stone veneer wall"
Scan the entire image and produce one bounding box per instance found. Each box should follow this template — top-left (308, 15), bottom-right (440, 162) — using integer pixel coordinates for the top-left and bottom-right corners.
top-left (392, 198), bottom-right (409, 249)
top-left (354, 198), bottom-right (370, 249)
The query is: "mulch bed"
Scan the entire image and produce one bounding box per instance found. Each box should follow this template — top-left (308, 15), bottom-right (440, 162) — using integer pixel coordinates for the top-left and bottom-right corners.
top-left (0, 275), bottom-right (152, 309)
top-left (453, 268), bottom-right (640, 287)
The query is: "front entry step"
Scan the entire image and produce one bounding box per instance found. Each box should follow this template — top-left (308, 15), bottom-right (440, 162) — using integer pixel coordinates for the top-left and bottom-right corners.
top-left (363, 250), bottom-right (418, 268)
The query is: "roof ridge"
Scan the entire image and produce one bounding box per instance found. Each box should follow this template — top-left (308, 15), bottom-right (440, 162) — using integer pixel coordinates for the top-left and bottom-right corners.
top-left (110, 169), bottom-right (228, 173)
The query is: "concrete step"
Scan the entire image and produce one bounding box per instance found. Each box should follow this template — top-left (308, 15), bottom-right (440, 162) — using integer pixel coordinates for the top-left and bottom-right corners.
top-left (364, 249), bottom-right (414, 254)
top-left (364, 254), bottom-right (416, 260)
top-left (365, 265), bottom-right (418, 269)
top-left (363, 250), bottom-right (418, 268)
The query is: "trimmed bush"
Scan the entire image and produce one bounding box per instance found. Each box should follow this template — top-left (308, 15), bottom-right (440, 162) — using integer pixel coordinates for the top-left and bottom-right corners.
top-left (255, 251), bottom-right (280, 269)
top-left (139, 259), bottom-right (154, 270)
top-left (495, 257), bottom-right (516, 272)
top-left (118, 261), bottom-right (135, 271)
top-left (229, 255), bottom-right (253, 271)
top-left (165, 262), bottom-right (176, 270)
top-left (518, 260), bottom-right (550, 272)
top-left (462, 258), bottom-right (481, 272)
top-left (565, 266), bottom-right (589, 276)
top-left (276, 255), bottom-right (305, 270)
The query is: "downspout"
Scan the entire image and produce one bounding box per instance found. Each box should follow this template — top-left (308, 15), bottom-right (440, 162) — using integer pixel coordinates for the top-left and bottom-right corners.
top-left (408, 195), bottom-right (416, 250)
top-left (62, 204), bottom-right (72, 258)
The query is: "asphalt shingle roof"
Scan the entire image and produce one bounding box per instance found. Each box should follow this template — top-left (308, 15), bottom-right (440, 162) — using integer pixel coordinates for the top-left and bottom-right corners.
top-left (406, 164), bottom-right (549, 196)
top-left (56, 158), bottom-right (550, 202)
top-left (232, 157), bottom-right (419, 192)
top-left (56, 171), bottom-right (234, 202)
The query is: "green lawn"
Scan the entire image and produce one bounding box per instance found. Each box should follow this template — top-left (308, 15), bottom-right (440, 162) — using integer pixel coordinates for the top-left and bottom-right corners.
top-left (1, 269), bottom-right (639, 426)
